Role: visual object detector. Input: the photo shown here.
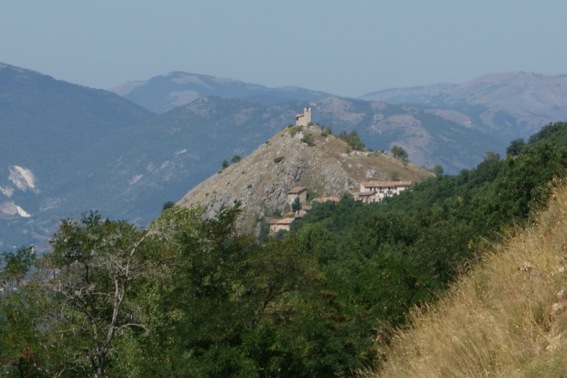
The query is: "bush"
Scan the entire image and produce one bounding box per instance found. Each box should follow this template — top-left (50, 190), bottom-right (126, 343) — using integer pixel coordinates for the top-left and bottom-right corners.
top-left (338, 130), bottom-right (365, 151)
top-left (274, 156), bottom-right (284, 164)
top-left (391, 145), bottom-right (409, 161)
top-left (288, 126), bottom-right (302, 137)
top-left (301, 134), bottom-right (315, 146)
top-left (162, 201), bottom-right (175, 212)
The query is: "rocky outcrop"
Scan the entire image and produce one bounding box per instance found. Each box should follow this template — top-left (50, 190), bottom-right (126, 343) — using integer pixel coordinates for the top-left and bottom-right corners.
top-left (177, 124), bottom-right (432, 232)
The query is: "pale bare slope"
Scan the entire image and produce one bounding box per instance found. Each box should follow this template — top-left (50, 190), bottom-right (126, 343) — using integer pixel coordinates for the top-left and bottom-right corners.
top-left (369, 184), bottom-right (567, 378)
top-left (177, 124), bottom-right (431, 232)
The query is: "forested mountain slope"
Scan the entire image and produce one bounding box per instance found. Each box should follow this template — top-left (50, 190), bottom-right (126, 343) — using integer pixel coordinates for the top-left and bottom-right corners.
top-left (0, 63), bottom-right (155, 248)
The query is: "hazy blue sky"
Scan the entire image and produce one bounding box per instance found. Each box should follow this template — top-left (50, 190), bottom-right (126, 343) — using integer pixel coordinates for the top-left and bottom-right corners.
top-left (2, 1), bottom-right (566, 97)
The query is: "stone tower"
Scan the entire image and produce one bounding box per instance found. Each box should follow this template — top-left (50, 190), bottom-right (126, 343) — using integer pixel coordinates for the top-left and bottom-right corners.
top-left (295, 106), bottom-right (312, 126)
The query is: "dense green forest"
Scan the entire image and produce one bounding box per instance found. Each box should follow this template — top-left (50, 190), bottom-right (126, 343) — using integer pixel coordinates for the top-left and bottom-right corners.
top-left (2, 122), bottom-right (567, 377)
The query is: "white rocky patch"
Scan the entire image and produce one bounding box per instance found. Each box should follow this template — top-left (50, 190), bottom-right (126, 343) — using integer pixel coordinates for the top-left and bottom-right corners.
top-left (0, 186), bottom-right (14, 197)
top-left (40, 197), bottom-right (63, 212)
top-left (0, 201), bottom-right (31, 218)
top-left (160, 161), bottom-right (174, 170)
top-left (175, 148), bottom-right (187, 156)
top-left (8, 165), bottom-right (38, 192)
top-left (129, 174), bottom-right (143, 185)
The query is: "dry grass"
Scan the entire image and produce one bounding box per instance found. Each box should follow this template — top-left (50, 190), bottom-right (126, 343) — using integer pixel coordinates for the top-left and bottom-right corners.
top-left (366, 185), bottom-right (567, 378)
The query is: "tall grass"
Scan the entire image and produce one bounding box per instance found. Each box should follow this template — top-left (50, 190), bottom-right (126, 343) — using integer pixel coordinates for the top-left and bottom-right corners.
top-left (367, 185), bottom-right (567, 377)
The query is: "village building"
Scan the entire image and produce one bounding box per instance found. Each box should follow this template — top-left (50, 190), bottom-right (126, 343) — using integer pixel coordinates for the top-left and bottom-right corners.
top-left (287, 186), bottom-right (307, 207)
top-left (269, 181), bottom-right (413, 234)
top-left (312, 196), bottom-right (341, 204)
top-left (294, 206), bottom-right (311, 219)
top-left (357, 181), bottom-right (412, 204)
top-left (268, 217), bottom-right (296, 233)
top-left (295, 106), bottom-right (312, 127)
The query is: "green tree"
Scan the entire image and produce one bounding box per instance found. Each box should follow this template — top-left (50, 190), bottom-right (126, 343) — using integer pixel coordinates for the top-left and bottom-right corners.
top-left (0, 247), bottom-right (47, 377)
top-left (391, 145), bottom-right (409, 161)
top-left (44, 212), bottom-right (155, 377)
top-left (162, 200), bottom-right (175, 212)
top-left (231, 154), bottom-right (242, 164)
top-left (301, 133), bottom-right (315, 146)
top-left (431, 164), bottom-right (444, 177)
top-left (291, 197), bottom-right (302, 212)
top-left (506, 138), bottom-right (525, 157)
top-left (338, 130), bottom-right (365, 151)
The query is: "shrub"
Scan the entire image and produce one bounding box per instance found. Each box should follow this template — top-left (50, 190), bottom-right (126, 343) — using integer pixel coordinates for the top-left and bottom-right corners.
top-left (392, 145), bottom-right (409, 161)
top-left (288, 126), bottom-right (302, 137)
top-left (338, 130), bottom-right (365, 151)
top-left (301, 134), bottom-right (315, 146)
top-left (162, 201), bottom-right (175, 212)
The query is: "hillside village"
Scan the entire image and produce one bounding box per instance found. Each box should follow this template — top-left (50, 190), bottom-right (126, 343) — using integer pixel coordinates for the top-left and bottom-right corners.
top-left (258, 107), bottom-right (415, 233)
top-left (176, 104), bottom-right (429, 236)
top-left (268, 179), bottom-right (413, 233)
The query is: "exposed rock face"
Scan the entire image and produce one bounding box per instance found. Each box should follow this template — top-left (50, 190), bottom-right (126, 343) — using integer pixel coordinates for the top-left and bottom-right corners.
top-left (177, 124), bottom-right (432, 232)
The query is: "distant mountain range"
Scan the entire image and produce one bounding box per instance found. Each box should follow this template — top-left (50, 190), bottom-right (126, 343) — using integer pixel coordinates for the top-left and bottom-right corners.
top-left (362, 72), bottom-right (567, 141)
top-left (1, 62), bottom-right (567, 248)
top-left (111, 71), bottom-right (332, 113)
top-left (113, 70), bottom-right (567, 163)
top-left (0, 63), bottom-right (153, 248)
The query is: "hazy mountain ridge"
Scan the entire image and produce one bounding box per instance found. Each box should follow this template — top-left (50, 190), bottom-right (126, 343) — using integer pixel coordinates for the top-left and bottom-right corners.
top-left (308, 97), bottom-right (499, 172)
top-left (0, 63), bottom-right (155, 247)
top-left (112, 71), bottom-right (333, 113)
top-left (116, 70), bottom-right (567, 172)
top-left (361, 83), bottom-right (457, 104)
top-left (362, 72), bottom-right (567, 141)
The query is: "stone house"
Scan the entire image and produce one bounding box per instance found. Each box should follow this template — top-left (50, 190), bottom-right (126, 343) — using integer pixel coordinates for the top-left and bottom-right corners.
top-left (295, 106), bottom-right (312, 127)
top-left (287, 186), bottom-right (307, 207)
top-left (312, 196), bottom-right (340, 204)
top-left (358, 181), bottom-right (412, 204)
top-left (268, 217), bottom-right (296, 233)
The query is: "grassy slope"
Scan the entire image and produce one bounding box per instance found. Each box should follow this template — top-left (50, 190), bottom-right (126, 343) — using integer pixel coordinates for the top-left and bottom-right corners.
top-left (367, 183), bottom-right (567, 377)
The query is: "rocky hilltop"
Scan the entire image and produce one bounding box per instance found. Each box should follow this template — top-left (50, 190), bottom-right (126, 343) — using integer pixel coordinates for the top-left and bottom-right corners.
top-left (177, 124), bottom-right (432, 232)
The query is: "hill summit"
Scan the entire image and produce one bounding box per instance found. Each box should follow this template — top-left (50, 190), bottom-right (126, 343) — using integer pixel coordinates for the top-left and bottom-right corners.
top-left (177, 123), bottom-right (432, 232)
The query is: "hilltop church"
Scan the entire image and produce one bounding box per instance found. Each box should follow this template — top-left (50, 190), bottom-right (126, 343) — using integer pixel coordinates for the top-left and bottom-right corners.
top-left (295, 106), bottom-right (312, 126)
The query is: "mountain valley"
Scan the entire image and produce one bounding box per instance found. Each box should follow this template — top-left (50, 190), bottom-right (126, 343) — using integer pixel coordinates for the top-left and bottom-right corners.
top-left (2, 63), bottom-right (567, 249)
